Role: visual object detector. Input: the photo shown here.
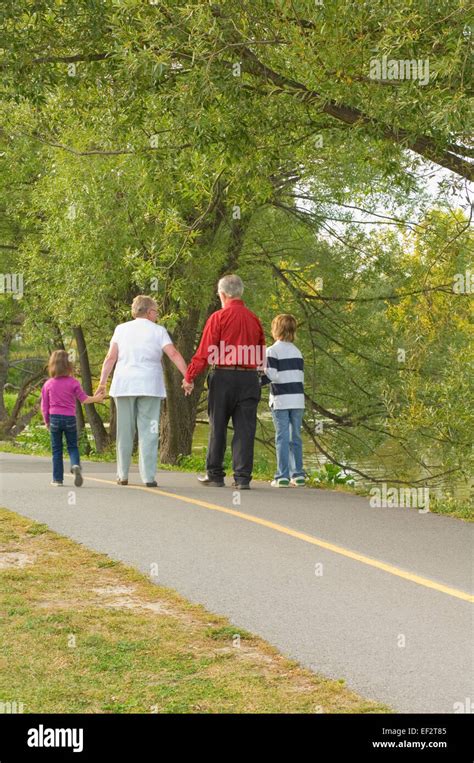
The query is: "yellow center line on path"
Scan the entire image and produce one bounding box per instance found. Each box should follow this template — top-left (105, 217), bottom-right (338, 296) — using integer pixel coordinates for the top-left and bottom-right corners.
top-left (88, 477), bottom-right (474, 604)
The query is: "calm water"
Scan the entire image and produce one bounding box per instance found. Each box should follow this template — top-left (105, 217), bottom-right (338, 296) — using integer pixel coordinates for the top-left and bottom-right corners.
top-left (192, 421), bottom-right (472, 502)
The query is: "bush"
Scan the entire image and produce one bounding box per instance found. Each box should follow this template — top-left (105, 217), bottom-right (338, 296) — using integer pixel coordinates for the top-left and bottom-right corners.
top-left (307, 463), bottom-right (355, 487)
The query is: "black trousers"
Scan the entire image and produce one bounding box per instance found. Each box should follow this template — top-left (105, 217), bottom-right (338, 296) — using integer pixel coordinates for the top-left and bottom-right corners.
top-left (206, 368), bottom-right (261, 484)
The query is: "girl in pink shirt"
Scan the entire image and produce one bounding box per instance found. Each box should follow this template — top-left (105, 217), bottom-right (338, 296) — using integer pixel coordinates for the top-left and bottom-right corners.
top-left (41, 350), bottom-right (104, 486)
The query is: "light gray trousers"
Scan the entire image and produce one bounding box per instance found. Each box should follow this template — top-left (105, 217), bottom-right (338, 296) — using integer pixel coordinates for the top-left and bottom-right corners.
top-left (114, 396), bottom-right (163, 484)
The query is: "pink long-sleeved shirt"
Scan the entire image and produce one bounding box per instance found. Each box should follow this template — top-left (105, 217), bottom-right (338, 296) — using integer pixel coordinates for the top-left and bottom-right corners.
top-left (41, 376), bottom-right (88, 424)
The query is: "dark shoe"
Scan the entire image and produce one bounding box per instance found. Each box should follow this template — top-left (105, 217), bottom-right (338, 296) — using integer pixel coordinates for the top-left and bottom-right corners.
top-left (197, 474), bottom-right (225, 487)
top-left (145, 481), bottom-right (158, 487)
top-left (232, 481), bottom-right (250, 490)
top-left (71, 464), bottom-right (83, 487)
top-left (117, 478), bottom-right (128, 486)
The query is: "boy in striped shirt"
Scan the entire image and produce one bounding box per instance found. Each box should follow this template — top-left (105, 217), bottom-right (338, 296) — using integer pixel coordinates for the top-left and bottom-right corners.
top-left (262, 314), bottom-right (306, 487)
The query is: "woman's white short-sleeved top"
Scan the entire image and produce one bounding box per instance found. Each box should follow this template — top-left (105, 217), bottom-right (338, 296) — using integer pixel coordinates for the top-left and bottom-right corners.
top-left (109, 319), bottom-right (172, 398)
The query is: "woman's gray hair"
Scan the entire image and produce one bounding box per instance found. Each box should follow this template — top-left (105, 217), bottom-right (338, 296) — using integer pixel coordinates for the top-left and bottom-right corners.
top-left (131, 295), bottom-right (158, 318)
top-left (217, 274), bottom-right (244, 298)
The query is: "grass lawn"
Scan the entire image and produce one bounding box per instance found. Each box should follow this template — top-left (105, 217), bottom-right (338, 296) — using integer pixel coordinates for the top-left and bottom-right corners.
top-left (0, 508), bottom-right (390, 714)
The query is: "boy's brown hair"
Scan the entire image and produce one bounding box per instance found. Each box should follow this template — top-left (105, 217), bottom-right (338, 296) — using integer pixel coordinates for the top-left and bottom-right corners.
top-left (48, 350), bottom-right (74, 378)
top-left (271, 314), bottom-right (297, 342)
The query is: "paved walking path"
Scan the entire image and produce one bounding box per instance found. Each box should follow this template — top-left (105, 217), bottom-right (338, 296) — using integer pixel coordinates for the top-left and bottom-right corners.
top-left (1, 452), bottom-right (472, 713)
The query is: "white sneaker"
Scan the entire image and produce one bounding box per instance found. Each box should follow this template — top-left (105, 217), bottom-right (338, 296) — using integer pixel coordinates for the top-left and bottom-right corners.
top-left (290, 477), bottom-right (306, 487)
top-left (50, 481), bottom-right (63, 487)
top-left (271, 478), bottom-right (290, 488)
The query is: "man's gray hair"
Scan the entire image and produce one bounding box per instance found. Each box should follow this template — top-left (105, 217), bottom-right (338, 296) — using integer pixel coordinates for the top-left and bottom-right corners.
top-left (131, 295), bottom-right (158, 317)
top-left (217, 274), bottom-right (244, 298)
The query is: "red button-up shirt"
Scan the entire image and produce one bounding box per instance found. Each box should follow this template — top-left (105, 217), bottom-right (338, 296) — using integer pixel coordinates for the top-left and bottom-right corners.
top-left (185, 299), bottom-right (266, 383)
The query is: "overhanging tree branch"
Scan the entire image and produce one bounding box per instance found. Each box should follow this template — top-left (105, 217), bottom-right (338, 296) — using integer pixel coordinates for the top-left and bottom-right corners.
top-left (235, 46), bottom-right (473, 180)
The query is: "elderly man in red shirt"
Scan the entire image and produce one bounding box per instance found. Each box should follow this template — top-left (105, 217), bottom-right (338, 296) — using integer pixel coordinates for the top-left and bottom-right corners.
top-left (183, 274), bottom-right (266, 489)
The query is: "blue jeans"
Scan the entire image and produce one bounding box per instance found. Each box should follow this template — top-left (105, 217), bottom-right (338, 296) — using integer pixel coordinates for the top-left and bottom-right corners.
top-left (49, 414), bottom-right (80, 483)
top-left (271, 408), bottom-right (305, 480)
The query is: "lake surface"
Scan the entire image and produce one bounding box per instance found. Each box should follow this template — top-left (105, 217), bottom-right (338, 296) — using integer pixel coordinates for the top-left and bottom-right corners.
top-left (192, 421), bottom-right (472, 503)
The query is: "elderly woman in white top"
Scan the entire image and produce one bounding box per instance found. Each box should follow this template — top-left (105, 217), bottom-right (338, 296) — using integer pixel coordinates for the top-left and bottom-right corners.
top-left (96, 295), bottom-right (192, 487)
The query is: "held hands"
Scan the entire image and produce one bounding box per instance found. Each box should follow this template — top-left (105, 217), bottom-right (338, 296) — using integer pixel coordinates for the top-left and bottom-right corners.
top-left (182, 379), bottom-right (194, 396)
top-left (93, 384), bottom-right (106, 402)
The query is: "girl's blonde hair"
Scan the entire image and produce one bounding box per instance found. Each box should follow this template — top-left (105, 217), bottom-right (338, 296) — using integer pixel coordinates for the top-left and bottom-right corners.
top-left (271, 314), bottom-right (297, 342)
top-left (48, 350), bottom-right (74, 378)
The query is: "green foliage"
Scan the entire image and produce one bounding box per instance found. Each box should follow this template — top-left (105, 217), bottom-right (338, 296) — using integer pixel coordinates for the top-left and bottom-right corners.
top-left (25, 523), bottom-right (49, 536)
top-left (0, 0), bottom-right (471, 500)
top-left (14, 426), bottom-right (51, 453)
top-left (206, 626), bottom-right (253, 641)
top-left (430, 495), bottom-right (473, 522)
top-left (308, 464), bottom-right (356, 486)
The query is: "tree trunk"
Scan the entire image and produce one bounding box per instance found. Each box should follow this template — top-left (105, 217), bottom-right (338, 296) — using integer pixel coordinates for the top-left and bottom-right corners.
top-left (159, 212), bottom-right (250, 463)
top-left (0, 311), bottom-right (24, 422)
top-left (160, 368), bottom-right (207, 464)
top-left (10, 398), bottom-right (42, 437)
top-left (109, 396), bottom-right (116, 442)
top-left (72, 325), bottom-right (109, 452)
top-left (0, 368), bottom-right (46, 439)
top-left (0, 331), bottom-right (12, 421)
top-left (51, 322), bottom-right (91, 453)
top-left (76, 399), bottom-right (91, 455)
